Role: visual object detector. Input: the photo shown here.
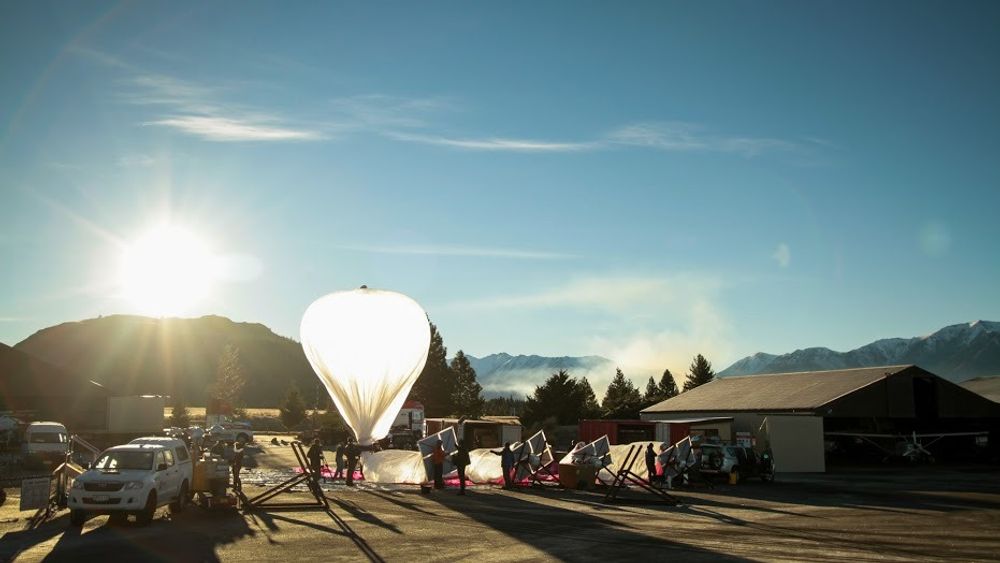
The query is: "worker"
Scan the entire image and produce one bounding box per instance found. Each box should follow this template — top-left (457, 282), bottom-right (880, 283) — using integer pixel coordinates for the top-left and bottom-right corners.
top-left (231, 440), bottom-right (245, 491)
top-left (307, 438), bottom-right (325, 483)
top-left (452, 441), bottom-right (471, 495)
top-left (431, 440), bottom-right (446, 489)
top-left (491, 442), bottom-right (515, 489)
top-left (333, 442), bottom-right (346, 480)
top-left (345, 438), bottom-right (359, 486)
top-left (189, 426), bottom-right (205, 454)
top-left (645, 443), bottom-right (657, 484)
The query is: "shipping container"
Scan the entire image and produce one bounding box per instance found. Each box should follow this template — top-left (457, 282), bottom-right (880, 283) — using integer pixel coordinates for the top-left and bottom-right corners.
top-left (107, 395), bottom-right (165, 434)
top-left (578, 420), bottom-right (656, 445)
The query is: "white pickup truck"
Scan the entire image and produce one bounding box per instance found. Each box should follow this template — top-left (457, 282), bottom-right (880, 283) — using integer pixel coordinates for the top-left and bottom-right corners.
top-left (206, 421), bottom-right (254, 444)
top-left (68, 437), bottom-right (193, 526)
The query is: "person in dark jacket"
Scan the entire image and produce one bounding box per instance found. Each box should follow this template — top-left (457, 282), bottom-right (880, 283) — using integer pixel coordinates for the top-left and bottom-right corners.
top-left (452, 441), bottom-right (471, 495)
top-left (307, 438), bottom-right (325, 483)
top-left (231, 441), bottom-right (246, 491)
top-left (431, 440), bottom-right (446, 489)
top-left (333, 442), bottom-right (346, 480)
top-left (345, 438), bottom-right (359, 486)
top-left (491, 442), bottom-right (515, 489)
top-left (645, 443), bottom-right (657, 483)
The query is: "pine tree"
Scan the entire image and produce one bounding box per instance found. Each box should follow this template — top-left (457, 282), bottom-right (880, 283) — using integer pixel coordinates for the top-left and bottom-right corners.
top-left (643, 376), bottom-right (660, 405)
top-left (601, 368), bottom-right (643, 419)
top-left (683, 354), bottom-right (716, 391)
top-left (523, 370), bottom-right (593, 427)
top-left (574, 377), bottom-right (602, 419)
top-left (280, 386), bottom-right (307, 429)
top-left (211, 344), bottom-right (247, 410)
top-left (449, 350), bottom-right (485, 418)
top-left (408, 322), bottom-right (457, 417)
top-left (657, 368), bottom-right (679, 399)
top-left (168, 395), bottom-right (190, 428)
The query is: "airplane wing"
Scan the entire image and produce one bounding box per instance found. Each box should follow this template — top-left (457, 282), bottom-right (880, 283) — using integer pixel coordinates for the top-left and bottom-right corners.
top-left (911, 431), bottom-right (988, 438)
top-left (825, 432), bottom-right (898, 438)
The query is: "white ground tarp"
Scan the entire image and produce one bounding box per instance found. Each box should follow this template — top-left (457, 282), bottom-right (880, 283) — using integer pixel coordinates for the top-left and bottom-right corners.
top-left (363, 445), bottom-right (506, 484)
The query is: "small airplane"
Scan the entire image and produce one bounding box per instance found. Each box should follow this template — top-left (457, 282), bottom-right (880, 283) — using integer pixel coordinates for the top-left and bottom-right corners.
top-left (825, 430), bottom-right (988, 463)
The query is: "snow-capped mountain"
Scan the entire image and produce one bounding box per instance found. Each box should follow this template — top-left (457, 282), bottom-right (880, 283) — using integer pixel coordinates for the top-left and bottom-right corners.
top-left (719, 320), bottom-right (1000, 382)
top-left (465, 353), bottom-right (617, 398)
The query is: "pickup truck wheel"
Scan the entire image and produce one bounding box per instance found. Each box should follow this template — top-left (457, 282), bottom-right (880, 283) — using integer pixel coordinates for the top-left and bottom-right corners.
top-left (70, 509), bottom-right (87, 527)
top-left (137, 492), bottom-right (156, 526)
top-left (109, 511), bottom-right (127, 524)
top-left (170, 482), bottom-right (189, 514)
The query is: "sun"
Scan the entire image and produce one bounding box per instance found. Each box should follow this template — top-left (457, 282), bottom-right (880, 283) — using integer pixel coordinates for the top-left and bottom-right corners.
top-left (118, 225), bottom-right (216, 316)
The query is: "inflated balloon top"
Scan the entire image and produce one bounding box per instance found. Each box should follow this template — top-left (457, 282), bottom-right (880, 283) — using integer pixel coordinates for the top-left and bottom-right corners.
top-left (300, 286), bottom-right (431, 445)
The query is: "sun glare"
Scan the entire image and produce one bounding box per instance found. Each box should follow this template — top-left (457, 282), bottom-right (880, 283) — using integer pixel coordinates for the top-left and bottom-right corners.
top-left (119, 225), bottom-right (216, 316)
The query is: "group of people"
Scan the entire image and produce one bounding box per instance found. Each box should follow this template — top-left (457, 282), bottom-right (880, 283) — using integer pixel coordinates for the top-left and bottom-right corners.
top-left (428, 440), bottom-right (521, 494)
top-left (306, 437), bottom-right (363, 486)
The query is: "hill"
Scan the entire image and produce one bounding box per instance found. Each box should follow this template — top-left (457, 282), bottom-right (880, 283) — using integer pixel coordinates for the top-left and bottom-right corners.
top-left (14, 315), bottom-right (320, 407)
top-left (720, 320), bottom-right (1000, 383)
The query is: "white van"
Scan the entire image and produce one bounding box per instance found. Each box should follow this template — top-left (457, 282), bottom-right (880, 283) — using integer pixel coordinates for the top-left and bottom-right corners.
top-left (68, 438), bottom-right (193, 526)
top-left (23, 421), bottom-right (69, 464)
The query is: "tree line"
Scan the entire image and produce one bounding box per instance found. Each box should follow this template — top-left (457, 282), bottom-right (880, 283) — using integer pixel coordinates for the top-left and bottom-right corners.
top-left (171, 320), bottom-right (718, 433)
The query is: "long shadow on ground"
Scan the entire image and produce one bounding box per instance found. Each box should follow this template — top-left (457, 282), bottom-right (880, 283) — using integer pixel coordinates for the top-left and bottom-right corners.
top-left (424, 488), bottom-right (750, 562)
top-left (0, 507), bottom-right (253, 563)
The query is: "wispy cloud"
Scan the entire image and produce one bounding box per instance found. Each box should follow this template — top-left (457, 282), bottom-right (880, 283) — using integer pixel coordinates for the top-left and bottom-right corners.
top-left (455, 274), bottom-right (722, 313)
top-left (384, 131), bottom-right (598, 152)
top-left (75, 45), bottom-right (816, 153)
top-left (387, 120), bottom-right (800, 155)
top-left (76, 47), bottom-right (329, 142)
top-left (340, 243), bottom-right (576, 260)
top-left (145, 115), bottom-right (325, 142)
top-left (608, 122), bottom-right (796, 157)
top-left (772, 242), bottom-right (791, 267)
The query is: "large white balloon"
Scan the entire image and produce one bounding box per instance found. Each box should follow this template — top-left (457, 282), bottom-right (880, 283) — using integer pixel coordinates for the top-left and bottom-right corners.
top-left (300, 287), bottom-right (431, 445)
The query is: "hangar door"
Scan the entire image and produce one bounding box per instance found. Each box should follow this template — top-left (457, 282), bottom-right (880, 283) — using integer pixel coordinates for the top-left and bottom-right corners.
top-left (762, 415), bottom-right (825, 473)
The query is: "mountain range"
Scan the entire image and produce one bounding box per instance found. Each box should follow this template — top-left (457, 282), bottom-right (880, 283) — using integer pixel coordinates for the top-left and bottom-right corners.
top-left (719, 320), bottom-right (1000, 383)
top-left (465, 353), bottom-right (616, 398)
top-left (7, 315), bottom-right (999, 407)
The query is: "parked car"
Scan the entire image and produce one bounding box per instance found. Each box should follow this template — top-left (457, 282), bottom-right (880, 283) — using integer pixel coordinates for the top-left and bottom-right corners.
top-left (22, 421), bottom-right (69, 465)
top-left (206, 421), bottom-right (253, 444)
top-left (698, 444), bottom-right (775, 484)
top-left (68, 438), bottom-right (193, 526)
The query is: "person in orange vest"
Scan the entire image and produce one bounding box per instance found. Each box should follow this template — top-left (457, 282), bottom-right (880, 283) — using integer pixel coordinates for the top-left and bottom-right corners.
top-left (432, 440), bottom-right (446, 489)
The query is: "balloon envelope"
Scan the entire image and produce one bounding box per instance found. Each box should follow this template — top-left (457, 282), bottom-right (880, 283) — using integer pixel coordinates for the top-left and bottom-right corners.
top-left (300, 288), bottom-right (430, 445)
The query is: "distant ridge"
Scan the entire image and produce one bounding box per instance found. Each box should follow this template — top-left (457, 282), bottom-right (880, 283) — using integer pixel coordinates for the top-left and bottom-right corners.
top-left (465, 353), bottom-right (616, 398)
top-left (720, 321), bottom-right (1000, 383)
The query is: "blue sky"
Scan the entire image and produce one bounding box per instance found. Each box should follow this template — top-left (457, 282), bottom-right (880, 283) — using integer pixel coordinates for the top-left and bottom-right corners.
top-left (2, 1), bottom-right (999, 387)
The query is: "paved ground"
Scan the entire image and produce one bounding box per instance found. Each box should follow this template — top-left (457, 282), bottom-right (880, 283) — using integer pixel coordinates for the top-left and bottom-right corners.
top-left (2, 440), bottom-right (998, 562)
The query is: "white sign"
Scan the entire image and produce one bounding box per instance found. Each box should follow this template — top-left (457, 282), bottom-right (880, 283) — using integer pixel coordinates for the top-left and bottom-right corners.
top-left (20, 477), bottom-right (51, 511)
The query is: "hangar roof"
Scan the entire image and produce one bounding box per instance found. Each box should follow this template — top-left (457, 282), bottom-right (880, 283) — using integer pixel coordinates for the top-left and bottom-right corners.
top-left (641, 365), bottom-right (914, 414)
